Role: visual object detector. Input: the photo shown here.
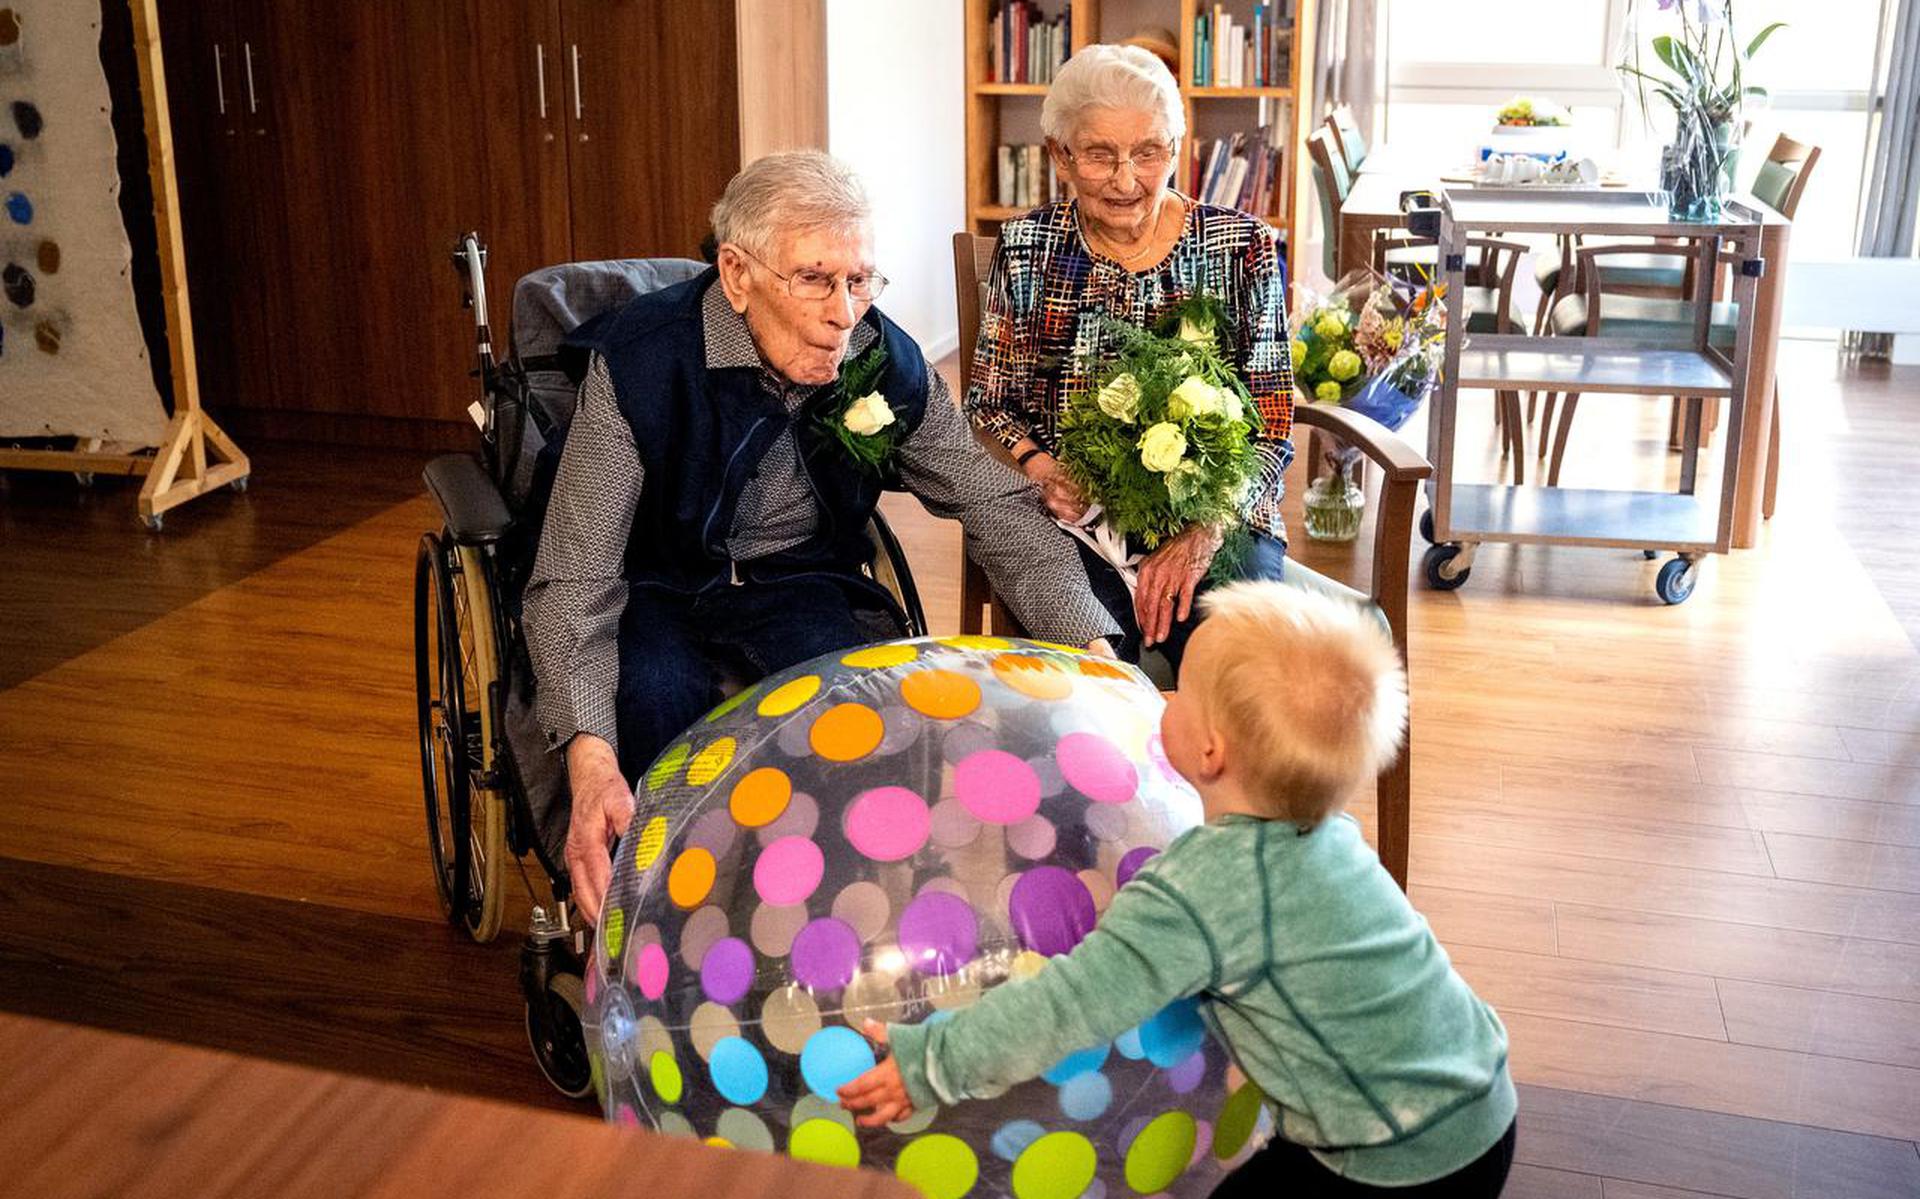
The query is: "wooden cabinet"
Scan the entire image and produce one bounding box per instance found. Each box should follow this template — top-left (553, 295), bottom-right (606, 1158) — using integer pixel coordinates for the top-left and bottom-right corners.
top-left (156, 0), bottom-right (763, 441)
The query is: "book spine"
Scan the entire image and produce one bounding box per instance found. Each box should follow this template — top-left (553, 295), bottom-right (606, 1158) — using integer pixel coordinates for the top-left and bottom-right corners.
top-left (998, 145), bottom-right (1015, 208)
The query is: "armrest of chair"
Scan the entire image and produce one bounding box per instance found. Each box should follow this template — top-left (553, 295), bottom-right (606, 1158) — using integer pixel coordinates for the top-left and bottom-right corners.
top-left (424, 453), bottom-right (513, 546)
top-left (1292, 403), bottom-right (1431, 482)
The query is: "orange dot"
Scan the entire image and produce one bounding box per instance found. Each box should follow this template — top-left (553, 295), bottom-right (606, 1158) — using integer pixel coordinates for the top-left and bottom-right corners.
top-left (900, 668), bottom-right (982, 720)
top-left (809, 702), bottom-right (884, 762)
top-left (667, 847), bottom-right (716, 908)
top-left (1079, 657), bottom-right (1132, 680)
top-left (993, 653), bottom-right (1074, 700)
top-left (730, 766), bottom-right (793, 827)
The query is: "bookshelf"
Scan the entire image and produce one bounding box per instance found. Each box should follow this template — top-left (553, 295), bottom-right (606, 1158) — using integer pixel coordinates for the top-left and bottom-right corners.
top-left (963, 0), bottom-right (1314, 246)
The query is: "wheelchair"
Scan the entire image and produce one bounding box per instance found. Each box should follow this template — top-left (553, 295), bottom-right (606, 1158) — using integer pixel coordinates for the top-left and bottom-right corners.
top-left (414, 233), bottom-right (928, 1098)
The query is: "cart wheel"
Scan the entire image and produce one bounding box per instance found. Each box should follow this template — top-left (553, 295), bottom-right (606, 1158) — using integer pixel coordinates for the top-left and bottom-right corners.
top-left (230, 476), bottom-right (250, 494)
top-left (74, 471), bottom-right (96, 488)
top-left (527, 972), bottom-right (594, 1100)
top-left (140, 512), bottom-right (163, 533)
top-left (1419, 509), bottom-right (1435, 545)
top-left (1655, 557), bottom-right (1698, 605)
top-left (1422, 543), bottom-right (1471, 591)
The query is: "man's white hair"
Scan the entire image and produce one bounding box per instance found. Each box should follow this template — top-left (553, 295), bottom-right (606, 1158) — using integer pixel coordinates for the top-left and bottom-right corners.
top-left (710, 150), bottom-right (871, 260)
top-left (1040, 44), bottom-right (1186, 145)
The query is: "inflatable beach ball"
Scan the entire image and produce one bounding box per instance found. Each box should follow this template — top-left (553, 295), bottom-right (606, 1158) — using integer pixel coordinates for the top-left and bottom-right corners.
top-left (585, 635), bottom-right (1271, 1197)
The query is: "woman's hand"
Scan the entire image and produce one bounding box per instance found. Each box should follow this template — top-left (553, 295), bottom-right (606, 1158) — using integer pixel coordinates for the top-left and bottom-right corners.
top-left (1134, 524), bottom-right (1225, 647)
top-left (838, 1020), bottom-right (914, 1128)
top-left (1022, 451), bottom-right (1090, 523)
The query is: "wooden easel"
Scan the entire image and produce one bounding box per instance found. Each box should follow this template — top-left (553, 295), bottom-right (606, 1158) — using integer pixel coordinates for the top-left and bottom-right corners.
top-left (0, 0), bottom-right (248, 531)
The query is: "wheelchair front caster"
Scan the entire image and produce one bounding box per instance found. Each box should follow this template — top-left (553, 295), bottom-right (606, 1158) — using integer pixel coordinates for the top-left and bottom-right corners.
top-left (1655, 556), bottom-right (1699, 605)
top-left (526, 971), bottom-right (594, 1101)
top-left (1642, 549), bottom-right (1659, 560)
top-left (1422, 543), bottom-right (1472, 591)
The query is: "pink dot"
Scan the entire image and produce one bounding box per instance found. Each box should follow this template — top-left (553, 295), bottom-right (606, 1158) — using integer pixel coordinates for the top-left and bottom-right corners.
top-left (586, 967), bottom-right (600, 1006)
top-left (954, 750), bottom-right (1041, 824)
top-left (1008, 814), bottom-right (1057, 860)
top-left (1056, 732), bottom-right (1139, 805)
top-left (754, 836), bottom-right (824, 905)
top-left (1147, 733), bottom-right (1181, 784)
top-left (843, 786), bottom-right (931, 862)
top-left (636, 942), bottom-right (669, 1000)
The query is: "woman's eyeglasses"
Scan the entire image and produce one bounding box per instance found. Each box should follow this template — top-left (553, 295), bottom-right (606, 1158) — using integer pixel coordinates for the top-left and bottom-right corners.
top-left (1063, 142), bottom-right (1176, 180)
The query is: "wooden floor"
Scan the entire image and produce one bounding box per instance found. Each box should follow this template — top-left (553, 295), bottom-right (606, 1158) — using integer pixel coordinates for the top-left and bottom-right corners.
top-left (2, 341), bottom-right (1917, 1197)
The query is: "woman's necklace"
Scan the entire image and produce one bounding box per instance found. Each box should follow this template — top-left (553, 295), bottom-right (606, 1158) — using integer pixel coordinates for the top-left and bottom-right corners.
top-left (1082, 197), bottom-right (1175, 268)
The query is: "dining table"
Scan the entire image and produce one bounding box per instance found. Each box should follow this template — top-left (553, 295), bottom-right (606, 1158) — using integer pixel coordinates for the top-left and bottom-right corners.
top-left (1335, 145), bottom-right (1790, 550)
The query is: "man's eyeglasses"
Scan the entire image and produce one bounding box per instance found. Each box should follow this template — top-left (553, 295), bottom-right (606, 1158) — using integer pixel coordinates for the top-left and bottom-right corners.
top-left (1063, 142), bottom-right (1177, 181)
top-left (735, 246), bottom-right (889, 302)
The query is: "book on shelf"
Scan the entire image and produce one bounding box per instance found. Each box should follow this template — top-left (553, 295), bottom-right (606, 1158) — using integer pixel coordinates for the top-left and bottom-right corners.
top-left (1187, 125), bottom-right (1285, 220)
top-left (1192, 3), bottom-right (1292, 87)
top-left (988, 1), bottom-right (1070, 84)
top-left (996, 143), bottom-right (1064, 211)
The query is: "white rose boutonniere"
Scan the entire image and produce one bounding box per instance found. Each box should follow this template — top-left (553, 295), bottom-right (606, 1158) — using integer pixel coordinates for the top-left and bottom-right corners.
top-left (843, 392), bottom-right (896, 436)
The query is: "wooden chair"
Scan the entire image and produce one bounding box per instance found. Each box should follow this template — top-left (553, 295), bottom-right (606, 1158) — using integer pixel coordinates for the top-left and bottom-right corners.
top-left (1327, 105), bottom-right (1369, 176)
top-left (1306, 127), bottom-right (1352, 282)
top-left (1544, 133), bottom-right (1820, 509)
top-left (951, 231), bottom-right (1434, 888)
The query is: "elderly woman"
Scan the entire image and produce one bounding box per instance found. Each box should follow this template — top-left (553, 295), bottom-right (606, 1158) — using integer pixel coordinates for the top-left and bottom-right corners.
top-left (525, 151), bottom-right (1118, 922)
top-left (969, 44), bottom-right (1294, 671)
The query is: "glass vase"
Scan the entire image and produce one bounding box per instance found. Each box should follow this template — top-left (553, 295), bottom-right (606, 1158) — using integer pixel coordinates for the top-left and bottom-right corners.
top-left (1661, 115), bottom-right (1739, 222)
top-left (1303, 459), bottom-right (1365, 542)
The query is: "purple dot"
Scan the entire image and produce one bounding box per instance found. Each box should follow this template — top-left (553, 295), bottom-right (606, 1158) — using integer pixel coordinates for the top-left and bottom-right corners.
top-left (700, 937), bottom-right (755, 1005)
top-left (790, 917), bottom-right (861, 990)
top-left (1116, 846), bottom-right (1159, 886)
top-left (897, 890), bottom-right (980, 975)
top-left (1166, 1048), bottom-right (1207, 1094)
top-left (1009, 866), bottom-right (1097, 956)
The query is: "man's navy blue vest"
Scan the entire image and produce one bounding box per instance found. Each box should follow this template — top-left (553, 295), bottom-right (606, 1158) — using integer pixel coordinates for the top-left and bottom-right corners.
top-left (566, 268), bottom-right (931, 604)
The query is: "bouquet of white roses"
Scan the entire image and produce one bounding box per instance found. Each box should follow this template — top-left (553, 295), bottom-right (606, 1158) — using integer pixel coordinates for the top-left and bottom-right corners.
top-left (1054, 297), bottom-right (1263, 583)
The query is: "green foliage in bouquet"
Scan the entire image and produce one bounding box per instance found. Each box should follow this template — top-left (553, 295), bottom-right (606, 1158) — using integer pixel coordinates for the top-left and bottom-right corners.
top-left (1056, 296), bottom-right (1263, 565)
top-left (1290, 299), bottom-right (1366, 406)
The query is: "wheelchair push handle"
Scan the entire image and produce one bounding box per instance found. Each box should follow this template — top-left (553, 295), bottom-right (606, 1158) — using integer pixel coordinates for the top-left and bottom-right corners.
top-left (452, 232), bottom-right (495, 365)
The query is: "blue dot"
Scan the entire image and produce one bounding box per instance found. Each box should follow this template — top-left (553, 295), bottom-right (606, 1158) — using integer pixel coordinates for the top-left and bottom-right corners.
top-left (1041, 1041), bottom-right (1109, 1083)
top-left (4, 192), bottom-right (30, 225)
top-left (0, 144), bottom-right (14, 177)
top-left (1058, 1071), bottom-right (1113, 1121)
top-left (709, 1036), bottom-right (768, 1105)
top-left (797, 1025), bottom-right (875, 1101)
top-left (1114, 1027), bottom-right (1145, 1060)
top-left (1140, 996), bottom-right (1207, 1067)
top-left (990, 1118), bottom-right (1046, 1161)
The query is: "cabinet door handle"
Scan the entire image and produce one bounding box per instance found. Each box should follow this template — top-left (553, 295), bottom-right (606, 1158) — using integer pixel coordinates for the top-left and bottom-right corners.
top-left (243, 40), bottom-right (259, 115)
top-left (213, 44), bottom-right (227, 116)
top-left (570, 42), bottom-right (586, 140)
top-left (535, 43), bottom-right (549, 120)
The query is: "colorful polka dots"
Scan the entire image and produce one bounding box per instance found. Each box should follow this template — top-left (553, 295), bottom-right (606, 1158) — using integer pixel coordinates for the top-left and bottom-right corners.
top-left (686, 737), bottom-right (736, 786)
top-left (753, 836), bottom-right (824, 905)
top-left (632, 815), bottom-right (669, 870)
top-left (897, 890), bottom-right (979, 976)
top-left (843, 785), bottom-right (930, 861)
top-left (842, 643), bottom-right (919, 668)
top-left (729, 766), bottom-right (792, 827)
top-left (699, 937), bottom-right (754, 1005)
top-left (646, 742), bottom-right (690, 789)
top-left (667, 847), bottom-right (715, 909)
top-left (895, 1134), bottom-right (979, 1199)
top-left (789, 1117), bottom-right (860, 1167)
top-left (649, 1050), bottom-right (683, 1103)
top-left (954, 749), bottom-right (1041, 824)
top-left (1056, 731), bottom-right (1139, 805)
top-left (708, 1036), bottom-right (768, 1105)
top-left (900, 667), bottom-right (981, 720)
top-left (798, 1025), bottom-right (875, 1101)
top-left (758, 674), bottom-right (822, 716)
top-left (635, 942), bottom-right (668, 1000)
top-left (789, 917), bottom-right (861, 990)
top-left (1011, 1131), bottom-right (1097, 1199)
top-left (1124, 1110), bottom-right (1197, 1192)
top-left (993, 653), bottom-right (1075, 700)
top-left (809, 701), bottom-right (884, 761)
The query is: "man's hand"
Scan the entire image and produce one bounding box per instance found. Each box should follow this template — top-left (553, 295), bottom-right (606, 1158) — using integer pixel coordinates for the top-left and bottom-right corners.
top-left (564, 734), bottom-right (634, 927)
top-left (1022, 451), bottom-right (1090, 523)
top-left (1133, 523), bottom-right (1225, 648)
top-left (838, 1020), bottom-right (915, 1128)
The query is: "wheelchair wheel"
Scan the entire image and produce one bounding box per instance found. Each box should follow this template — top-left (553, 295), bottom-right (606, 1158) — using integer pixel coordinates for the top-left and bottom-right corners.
top-left (447, 541), bottom-right (509, 943)
top-left (415, 534), bottom-right (471, 924)
top-left (527, 971), bottom-right (595, 1100)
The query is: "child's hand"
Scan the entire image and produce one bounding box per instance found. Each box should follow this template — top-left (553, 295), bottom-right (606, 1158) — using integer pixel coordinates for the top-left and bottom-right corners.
top-left (837, 1020), bottom-right (915, 1128)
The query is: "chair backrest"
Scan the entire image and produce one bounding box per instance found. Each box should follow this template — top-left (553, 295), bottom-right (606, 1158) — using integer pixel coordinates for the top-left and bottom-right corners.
top-left (1750, 132), bottom-right (1820, 220)
top-left (952, 231), bottom-right (998, 399)
top-left (1306, 129), bottom-right (1351, 280)
top-left (1372, 234), bottom-right (1528, 326)
top-left (1327, 105), bottom-right (1367, 175)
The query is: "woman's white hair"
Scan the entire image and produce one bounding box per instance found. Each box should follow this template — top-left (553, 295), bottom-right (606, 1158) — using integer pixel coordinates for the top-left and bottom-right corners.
top-left (710, 150), bottom-right (871, 259)
top-left (1041, 44), bottom-right (1186, 145)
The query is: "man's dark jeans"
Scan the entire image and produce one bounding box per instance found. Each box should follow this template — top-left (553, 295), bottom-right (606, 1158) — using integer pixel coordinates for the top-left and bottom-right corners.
top-left (1076, 530), bottom-right (1287, 679)
top-left (612, 576), bottom-right (884, 782)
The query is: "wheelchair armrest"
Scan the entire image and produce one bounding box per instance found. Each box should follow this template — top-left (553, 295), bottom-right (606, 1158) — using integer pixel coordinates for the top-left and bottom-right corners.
top-left (424, 453), bottom-right (513, 545)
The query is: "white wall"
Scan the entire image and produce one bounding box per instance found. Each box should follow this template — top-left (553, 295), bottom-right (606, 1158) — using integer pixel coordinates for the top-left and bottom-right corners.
top-left (825, 0), bottom-right (965, 362)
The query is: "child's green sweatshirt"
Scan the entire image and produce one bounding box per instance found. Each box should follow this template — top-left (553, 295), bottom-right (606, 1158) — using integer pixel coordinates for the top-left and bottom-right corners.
top-left (887, 813), bottom-right (1514, 1186)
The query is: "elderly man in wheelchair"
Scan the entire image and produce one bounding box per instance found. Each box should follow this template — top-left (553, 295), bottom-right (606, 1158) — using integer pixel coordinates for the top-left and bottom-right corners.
top-left (525, 150), bottom-right (1118, 929)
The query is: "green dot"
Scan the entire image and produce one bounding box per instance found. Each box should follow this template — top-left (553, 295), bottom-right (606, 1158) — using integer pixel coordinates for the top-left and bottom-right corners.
top-left (1010, 1131), bottom-right (1096, 1199)
top-left (1214, 1082), bottom-right (1264, 1160)
top-left (705, 683), bottom-right (760, 722)
top-left (895, 1133), bottom-right (979, 1199)
top-left (646, 742), bottom-right (690, 789)
top-left (649, 1050), bottom-right (683, 1103)
top-left (602, 908), bottom-right (626, 959)
top-left (788, 1117), bottom-right (860, 1168)
top-left (1124, 1110), bottom-right (1196, 1193)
